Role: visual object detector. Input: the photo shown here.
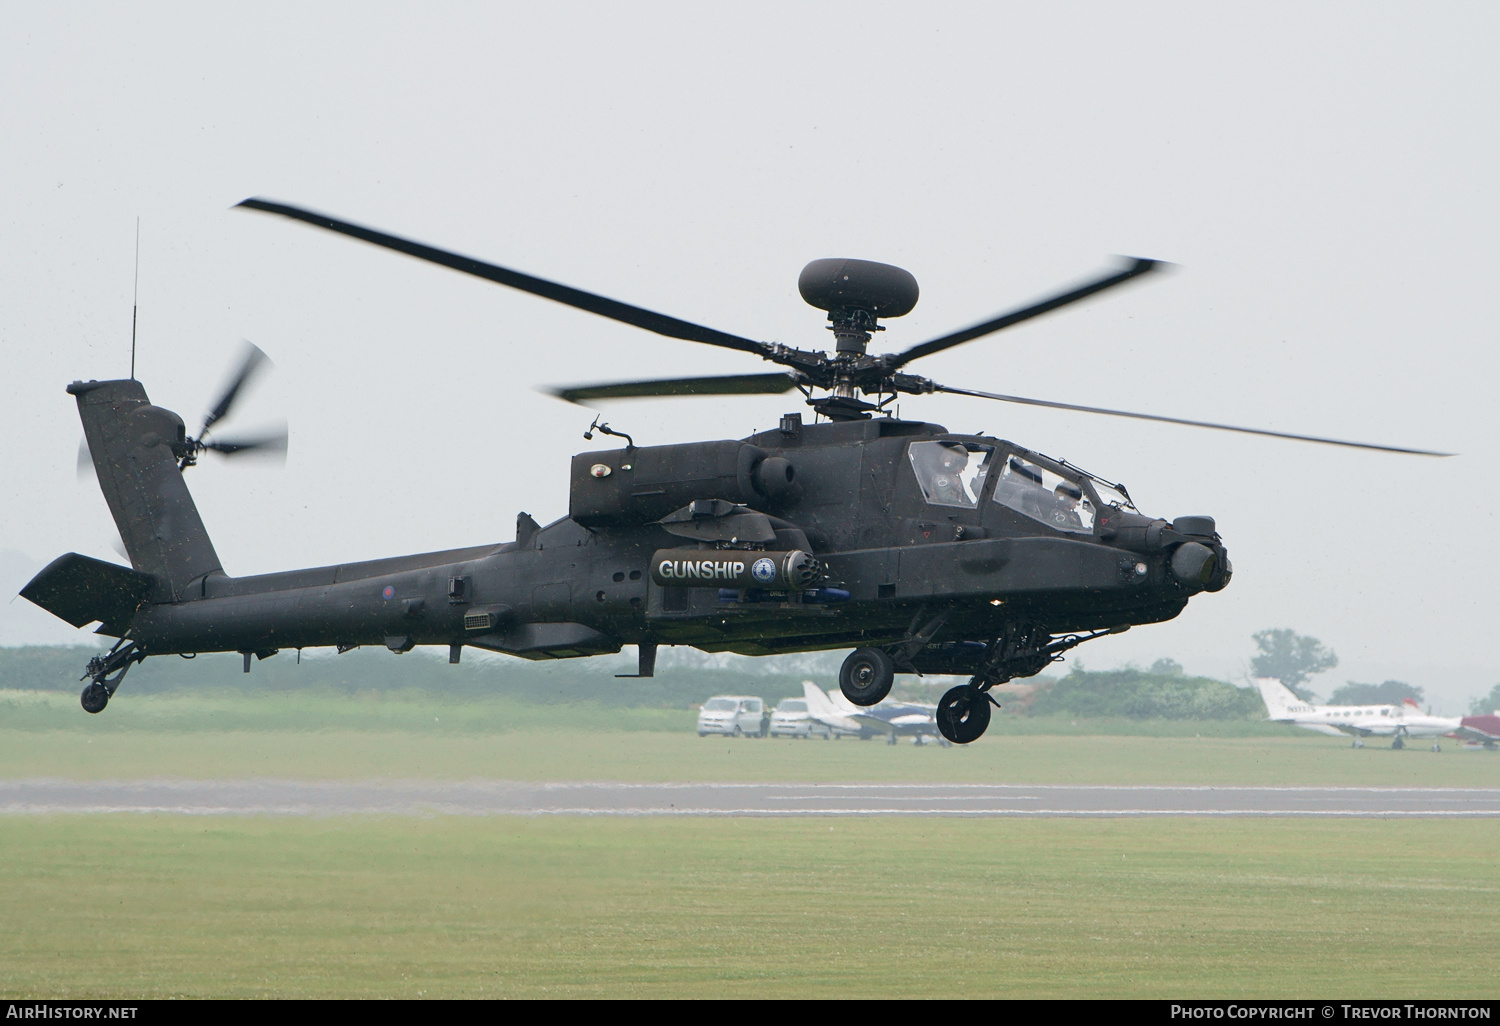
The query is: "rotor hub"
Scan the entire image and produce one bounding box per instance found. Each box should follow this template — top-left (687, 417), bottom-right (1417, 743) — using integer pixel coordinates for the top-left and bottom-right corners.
top-left (799, 258), bottom-right (919, 359)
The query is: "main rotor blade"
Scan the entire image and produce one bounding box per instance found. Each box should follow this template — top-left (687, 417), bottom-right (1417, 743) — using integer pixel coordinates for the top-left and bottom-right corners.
top-left (546, 372), bottom-right (800, 405)
top-left (933, 384), bottom-right (1454, 456)
top-left (238, 198), bottom-right (773, 358)
top-left (889, 257), bottom-right (1164, 369)
top-left (203, 341), bottom-right (271, 433)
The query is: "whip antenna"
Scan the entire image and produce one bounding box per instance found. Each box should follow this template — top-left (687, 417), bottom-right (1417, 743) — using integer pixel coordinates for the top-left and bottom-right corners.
top-left (130, 218), bottom-right (140, 379)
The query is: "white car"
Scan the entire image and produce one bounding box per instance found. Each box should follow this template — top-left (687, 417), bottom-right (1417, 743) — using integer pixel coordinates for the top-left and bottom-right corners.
top-left (697, 695), bottom-right (768, 737)
top-left (769, 697), bottom-right (833, 739)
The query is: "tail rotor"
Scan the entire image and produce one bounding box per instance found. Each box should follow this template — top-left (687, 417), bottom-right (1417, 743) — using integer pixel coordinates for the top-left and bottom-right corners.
top-left (177, 341), bottom-right (289, 470)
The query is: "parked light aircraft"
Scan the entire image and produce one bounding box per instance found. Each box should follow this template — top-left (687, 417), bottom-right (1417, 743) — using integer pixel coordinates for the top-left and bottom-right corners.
top-left (1254, 678), bottom-right (1458, 751)
top-left (802, 682), bottom-right (950, 746)
top-left (1455, 713), bottom-right (1500, 750)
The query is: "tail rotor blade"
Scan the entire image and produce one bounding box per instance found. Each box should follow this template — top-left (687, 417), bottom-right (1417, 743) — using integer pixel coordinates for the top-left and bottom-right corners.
top-left (202, 341), bottom-right (271, 434)
top-left (201, 425), bottom-right (289, 461)
top-left (76, 436), bottom-right (95, 482)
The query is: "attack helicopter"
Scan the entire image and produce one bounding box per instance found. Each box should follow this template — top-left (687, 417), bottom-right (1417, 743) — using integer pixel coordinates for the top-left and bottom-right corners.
top-left (22, 199), bottom-right (1449, 744)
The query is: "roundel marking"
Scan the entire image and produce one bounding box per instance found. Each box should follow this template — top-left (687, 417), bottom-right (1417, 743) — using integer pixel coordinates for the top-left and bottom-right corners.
top-left (382, 585), bottom-right (395, 600)
top-left (750, 557), bottom-right (777, 584)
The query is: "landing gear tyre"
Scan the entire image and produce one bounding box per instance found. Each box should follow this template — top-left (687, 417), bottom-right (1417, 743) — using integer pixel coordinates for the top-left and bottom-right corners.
top-left (936, 685), bottom-right (992, 745)
top-left (732, 726), bottom-right (742, 738)
top-left (839, 647), bottom-right (895, 706)
top-left (1432, 743), bottom-right (1442, 753)
top-left (80, 682), bottom-right (109, 714)
top-left (887, 733), bottom-right (898, 746)
top-left (1392, 736), bottom-right (1405, 750)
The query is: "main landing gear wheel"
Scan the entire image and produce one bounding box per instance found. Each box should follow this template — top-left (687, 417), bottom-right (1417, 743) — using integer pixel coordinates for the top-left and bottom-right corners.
top-left (839, 647), bottom-right (895, 706)
top-left (936, 684), bottom-right (992, 745)
top-left (1392, 736), bottom-right (1405, 750)
top-left (1431, 743), bottom-right (1442, 753)
top-left (80, 682), bottom-right (110, 714)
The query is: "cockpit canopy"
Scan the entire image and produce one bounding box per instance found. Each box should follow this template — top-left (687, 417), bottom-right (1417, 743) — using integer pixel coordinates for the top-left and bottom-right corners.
top-left (906, 439), bottom-right (1122, 535)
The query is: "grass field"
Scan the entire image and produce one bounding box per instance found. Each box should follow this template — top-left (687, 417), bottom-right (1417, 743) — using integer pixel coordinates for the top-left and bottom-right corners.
top-left (6, 729), bottom-right (1500, 786)
top-left (4, 688), bottom-right (1498, 998)
top-left (2, 816), bottom-right (1496, 999)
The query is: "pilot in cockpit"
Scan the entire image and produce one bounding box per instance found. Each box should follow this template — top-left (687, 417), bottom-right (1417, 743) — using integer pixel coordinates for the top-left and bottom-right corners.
top-left (929, 445), bottom-right (971, 506)
top-left (1049, 482), bottom-right (1085, 529)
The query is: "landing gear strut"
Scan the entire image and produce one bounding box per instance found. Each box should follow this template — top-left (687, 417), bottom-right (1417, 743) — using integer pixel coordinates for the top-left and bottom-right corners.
top-left (78, 640), bottom-right (144, 714)
top-left (934, 624), bottom-right (1112, 745)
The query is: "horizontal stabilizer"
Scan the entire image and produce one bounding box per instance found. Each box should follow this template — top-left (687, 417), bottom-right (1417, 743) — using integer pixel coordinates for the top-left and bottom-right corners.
top-left (20, 553), bottom-right (159, 630)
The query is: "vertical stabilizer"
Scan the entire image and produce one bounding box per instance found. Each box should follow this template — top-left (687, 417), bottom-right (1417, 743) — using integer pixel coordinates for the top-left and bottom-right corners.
top-left (1254, 677), bottom-right (1306, 718)
top-left (802, 681), bottom-right (857, 731)
top-left (69, 379), bottom-right (223, 600)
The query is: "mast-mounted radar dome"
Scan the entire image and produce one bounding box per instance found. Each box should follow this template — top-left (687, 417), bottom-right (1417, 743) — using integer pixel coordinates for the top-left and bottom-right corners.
top-left (798, 259), bottom-right (919, 319)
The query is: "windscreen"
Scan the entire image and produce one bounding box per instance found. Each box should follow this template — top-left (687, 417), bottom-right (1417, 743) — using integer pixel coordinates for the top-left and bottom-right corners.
top-left (779, 700), bottom-right (808, 713)
top-left (703, 698), bottom-right (737, 711)
top-left (992, 455), bottom-right (1095, 533)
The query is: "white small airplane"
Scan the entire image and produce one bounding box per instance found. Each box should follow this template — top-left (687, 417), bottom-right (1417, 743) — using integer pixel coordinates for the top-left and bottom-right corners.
top-left (802, 682), bottom-right (950, 746)
top-left (1254, 678), bottom-right (1459, 751)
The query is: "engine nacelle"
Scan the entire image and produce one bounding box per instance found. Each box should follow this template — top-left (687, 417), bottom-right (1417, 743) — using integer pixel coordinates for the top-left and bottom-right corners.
top-left (570, 442), bottom-right (796, 526)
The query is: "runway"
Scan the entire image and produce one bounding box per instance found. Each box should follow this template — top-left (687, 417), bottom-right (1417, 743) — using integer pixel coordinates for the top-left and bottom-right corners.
top-left (5, 780), bottom-right (1500, 817)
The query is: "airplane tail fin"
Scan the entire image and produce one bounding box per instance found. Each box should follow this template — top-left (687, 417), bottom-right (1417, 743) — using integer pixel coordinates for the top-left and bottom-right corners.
top-left (68, 379), bottom-right (222, 601)
top-left (802, 681), bottom-right (843, 719)
top-left (1402, 697), bottom-right (1422, 711)
top-left (1254, 677), bottom-right (1305, 718)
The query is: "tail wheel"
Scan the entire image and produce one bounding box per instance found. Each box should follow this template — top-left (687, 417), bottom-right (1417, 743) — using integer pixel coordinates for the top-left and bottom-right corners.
top-left (936, 684), bottom-right (992, 745)
top-left (839, 647), bottom-right (895, 706)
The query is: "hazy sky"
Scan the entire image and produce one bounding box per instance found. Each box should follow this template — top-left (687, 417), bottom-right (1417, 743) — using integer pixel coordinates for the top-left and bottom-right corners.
top-left (3, 4), bottom-right (1497, 710)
